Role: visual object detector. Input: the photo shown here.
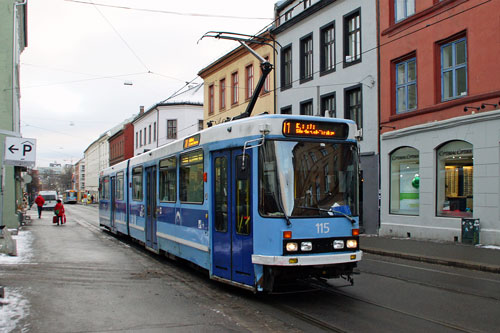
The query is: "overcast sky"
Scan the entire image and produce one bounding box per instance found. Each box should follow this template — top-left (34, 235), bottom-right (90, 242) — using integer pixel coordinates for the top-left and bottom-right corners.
top-left (20, 0), bottom-right (275, 167)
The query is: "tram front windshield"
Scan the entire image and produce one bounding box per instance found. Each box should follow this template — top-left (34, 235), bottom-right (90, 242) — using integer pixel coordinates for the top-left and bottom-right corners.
top-left (259, 140), bottom-right (359, 218)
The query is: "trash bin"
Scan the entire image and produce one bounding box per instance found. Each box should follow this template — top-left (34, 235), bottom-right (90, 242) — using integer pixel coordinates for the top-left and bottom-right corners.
top-left (461, 218), bottom-right (480, 245)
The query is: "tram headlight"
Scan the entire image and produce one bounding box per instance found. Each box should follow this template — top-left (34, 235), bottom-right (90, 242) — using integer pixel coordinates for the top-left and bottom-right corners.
top-left (286, 242), bottom-right (298, 252)
top-left (346, 239), bottom-right (358, 249)
top-left (333, 240), bottom-right (344, 249)
top-left (301, 242), bottom-right (312, 251)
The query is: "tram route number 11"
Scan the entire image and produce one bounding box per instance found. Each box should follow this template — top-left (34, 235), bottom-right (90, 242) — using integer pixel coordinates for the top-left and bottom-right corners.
top-left (316, 222), bottom-right (330, 234)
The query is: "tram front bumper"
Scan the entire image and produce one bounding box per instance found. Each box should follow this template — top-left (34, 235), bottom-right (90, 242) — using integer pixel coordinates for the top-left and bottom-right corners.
top-left (252, 250), bottom-right (362, 266)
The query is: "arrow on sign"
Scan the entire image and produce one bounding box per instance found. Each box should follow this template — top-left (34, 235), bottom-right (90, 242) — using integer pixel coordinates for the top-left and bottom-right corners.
top-left (8, 145), bottom-right (19, 154)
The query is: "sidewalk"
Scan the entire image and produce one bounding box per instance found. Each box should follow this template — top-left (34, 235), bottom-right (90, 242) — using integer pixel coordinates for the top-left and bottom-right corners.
top-left (360, 235), bottom-right (500, 274)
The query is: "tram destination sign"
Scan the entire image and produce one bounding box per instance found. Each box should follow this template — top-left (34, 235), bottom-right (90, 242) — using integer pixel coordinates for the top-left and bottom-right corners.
top-left (282, 120), bottom-right (348, 139)
top-left (3, 137), bottom-right (37, 167)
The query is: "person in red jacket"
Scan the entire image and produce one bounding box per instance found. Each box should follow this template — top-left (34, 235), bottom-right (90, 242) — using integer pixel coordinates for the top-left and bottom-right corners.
top-left (34, 194), bottom-right (45, 219)
top-left (54, 200), bottom-right (65, 225)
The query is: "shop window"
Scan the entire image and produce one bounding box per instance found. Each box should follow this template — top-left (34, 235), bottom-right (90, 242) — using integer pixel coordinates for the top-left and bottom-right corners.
top-left (390, 147), bottom-right (419, 215)
top-left (436, 141), bottom-right (473, 217)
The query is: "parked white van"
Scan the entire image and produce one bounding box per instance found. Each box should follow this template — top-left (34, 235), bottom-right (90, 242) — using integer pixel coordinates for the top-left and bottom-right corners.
top-left (39, 190), bottom-right (58, 210)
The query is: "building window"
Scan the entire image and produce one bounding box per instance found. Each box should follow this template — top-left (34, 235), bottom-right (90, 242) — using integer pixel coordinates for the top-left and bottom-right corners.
top-left (300, 99), bottom-right (313, 116)
top-left (320, 22), bottom-right (335, 74)
top-left (441, 37), bottom-right (467, 101)
top-left (281, 45), bottom-right (292, 90)
top-left (135, 132), bottom-right (138, 148)
top-left (208, 84), bottom-right (214, 115)
top-left (284, 9), bottom-right (292, 22)
top-left (167, 119), bottom-right (177, 139)
top-left (219, 78), bottom-right (226, 110)
top-left (148, 124), bottom-right (151, 144)
top-left (143, 128), bottom-right (146, 146)
top-left (300, 34), bottom-right (313, 82)
top-left (153, 122), bottom-right (156, 141)
top-left (345, 86), bottom-right (362, 130)
top-left (436, 141), bottom-right (473, 218)
top-left (344, 9), bottom-right (361, 65)
top-left (231, 72), bottom-right (239, 104)
top-left (281, 105), bottom-right (292, 114)
top-left (390, 147), bottom-right (419, 215)
top-left (396, 57), bottom-right (417, 113)
top-left (395, 0), bottom-right (415, 22)
top-left (320, 92), bottom-right (336, 117)
top-left (304, 0), bottom-right (311, 9)
top-left (198, 120), bottom-right (203, 131)
top-left (246, 64), bottom-right (254, 99)
top-left (139, 129), bottom-right (142, 147)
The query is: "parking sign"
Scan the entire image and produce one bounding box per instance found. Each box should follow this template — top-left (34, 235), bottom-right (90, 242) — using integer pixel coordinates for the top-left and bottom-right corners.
top-left (3, 137), bottom-right (36, 167)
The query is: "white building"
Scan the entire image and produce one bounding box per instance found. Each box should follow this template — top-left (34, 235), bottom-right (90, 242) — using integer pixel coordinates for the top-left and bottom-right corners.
top-left (380, 110), bottom-right (500, 246)
top-left (83, 133), bottom-right (109, 200)
top-left (133, 102), bottom-right (203, 156)
top-left (272, 0), bottom-right (379, 233)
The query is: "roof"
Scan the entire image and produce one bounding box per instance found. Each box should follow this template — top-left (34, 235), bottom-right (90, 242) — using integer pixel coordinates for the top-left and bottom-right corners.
top-left (132, 101), bottom-right (203, 124)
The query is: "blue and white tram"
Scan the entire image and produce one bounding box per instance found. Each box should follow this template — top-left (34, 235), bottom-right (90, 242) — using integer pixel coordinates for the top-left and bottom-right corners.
top-left (99, 115), bottom-right (362, 292)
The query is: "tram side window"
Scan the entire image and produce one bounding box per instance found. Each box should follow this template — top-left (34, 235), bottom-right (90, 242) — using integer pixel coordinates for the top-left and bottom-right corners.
top-left (101, 177), bottom-right (109, 200)
top-left (180, 150), bottom-right (204, 203)
top-left (116, 172), bottom-right (124, 201)
top-left (160, 157), bottom-right (177, 202)
top-left (132, 167), bottom-right (143, 201)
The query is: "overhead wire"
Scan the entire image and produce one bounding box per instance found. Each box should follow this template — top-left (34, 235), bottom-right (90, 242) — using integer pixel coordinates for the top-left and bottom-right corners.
top-left (64, 0), bottom-right (273, 20)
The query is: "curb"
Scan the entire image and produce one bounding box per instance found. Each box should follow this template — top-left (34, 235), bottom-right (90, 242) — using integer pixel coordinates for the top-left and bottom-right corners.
top-left (361, 247), bottom-right (500, 274)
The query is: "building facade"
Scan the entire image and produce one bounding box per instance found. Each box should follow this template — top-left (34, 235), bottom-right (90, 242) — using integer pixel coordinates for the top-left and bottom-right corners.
top-left (198, 30), bottom-right (276, 127)
top-left (272, 0), bottom-right (379, 233)
top-left (133, 102), bottom-right (203, 156)
top-left (74, 158), bottom-right (85, 201)
top-left (379, 0), bottom-right (500, 245)
top-left (84, 133), bottom-right (109, 201)
top-left (0, 0), bottom-right (27, 228)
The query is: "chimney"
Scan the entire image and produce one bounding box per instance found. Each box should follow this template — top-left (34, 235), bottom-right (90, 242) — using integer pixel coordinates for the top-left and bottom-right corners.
top-left (140, 106), bottom-right (144, 115)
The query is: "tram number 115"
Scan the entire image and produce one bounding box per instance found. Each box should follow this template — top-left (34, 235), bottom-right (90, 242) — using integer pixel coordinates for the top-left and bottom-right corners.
top-left (316, 222), bottom-right (330, 234)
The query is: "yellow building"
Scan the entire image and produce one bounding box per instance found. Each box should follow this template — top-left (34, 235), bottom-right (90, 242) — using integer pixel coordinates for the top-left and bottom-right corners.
top-left (198, 32), bottom-right (276, 127)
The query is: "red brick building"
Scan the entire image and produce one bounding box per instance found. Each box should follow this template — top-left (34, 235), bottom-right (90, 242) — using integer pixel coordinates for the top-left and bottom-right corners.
top-left (109, 122), bottom-right (134, 166)
top-left (378, 0), bottom-right (500, 245)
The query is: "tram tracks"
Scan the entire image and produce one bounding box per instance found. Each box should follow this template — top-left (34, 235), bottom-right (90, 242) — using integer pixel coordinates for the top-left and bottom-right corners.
top-left (303, 279), bottom-right (478, 333)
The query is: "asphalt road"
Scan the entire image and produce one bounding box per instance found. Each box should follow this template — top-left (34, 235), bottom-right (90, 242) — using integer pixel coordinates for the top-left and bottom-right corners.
top-left (2, 204), bottom-right (500, 332)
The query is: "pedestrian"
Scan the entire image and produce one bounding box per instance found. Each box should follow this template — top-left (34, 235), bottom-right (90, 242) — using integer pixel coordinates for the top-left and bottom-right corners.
top-left (34, 193), bottom-right (45, 218)
top-left (54, 199), bottom-right (65, 225)
top-left (90, 194), bottom-right (94, 204)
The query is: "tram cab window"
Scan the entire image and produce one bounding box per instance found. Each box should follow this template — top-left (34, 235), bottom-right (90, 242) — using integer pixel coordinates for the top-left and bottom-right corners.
top-left (180, 150), bottom-right (204, 203)
top-left (132, 167), bottom-right (143, 201)
top-left (259, 140), bottom-right (359, 218)
top-left (159, 157), bottom-right (177, 202)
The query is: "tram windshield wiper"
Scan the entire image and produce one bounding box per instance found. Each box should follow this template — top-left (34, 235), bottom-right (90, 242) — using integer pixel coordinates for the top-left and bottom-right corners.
top-left (299, 206), bottom-right (356, 224)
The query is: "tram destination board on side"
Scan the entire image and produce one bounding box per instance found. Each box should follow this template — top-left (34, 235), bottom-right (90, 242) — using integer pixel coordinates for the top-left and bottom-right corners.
top-left (282, 120), bottom-right (348, 139)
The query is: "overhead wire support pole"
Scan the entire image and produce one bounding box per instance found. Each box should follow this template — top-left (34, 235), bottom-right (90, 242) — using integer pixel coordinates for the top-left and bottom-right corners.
top-left (199, 31), bottom-right (278, 121)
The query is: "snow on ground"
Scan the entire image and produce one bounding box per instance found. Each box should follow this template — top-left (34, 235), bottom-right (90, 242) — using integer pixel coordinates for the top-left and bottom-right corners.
top-left (1, 230), bottom-right (34, 332)
top-left (0, 287), bottom-right (31, 333)
top-left (0, 230), bottom-right (34, 264)
top-left (477, 245), bottom-right (500, 250)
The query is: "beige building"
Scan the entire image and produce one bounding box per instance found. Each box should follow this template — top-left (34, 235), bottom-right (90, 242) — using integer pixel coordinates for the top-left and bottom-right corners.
top-left (198, 31), bottom-right (276, 127)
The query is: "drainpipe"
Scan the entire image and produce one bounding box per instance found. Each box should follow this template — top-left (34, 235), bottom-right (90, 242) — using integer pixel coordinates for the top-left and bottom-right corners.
top-left (12, 0), bottom-right (27, 133)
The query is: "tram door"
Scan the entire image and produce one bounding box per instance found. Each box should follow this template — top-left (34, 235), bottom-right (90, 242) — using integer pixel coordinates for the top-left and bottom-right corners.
top-left (145, 166), bottom-right (158, 250)
top-left (110, 176), bottom-right (116, 231)
top-left (212, 150), bottom-right (254, 286)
